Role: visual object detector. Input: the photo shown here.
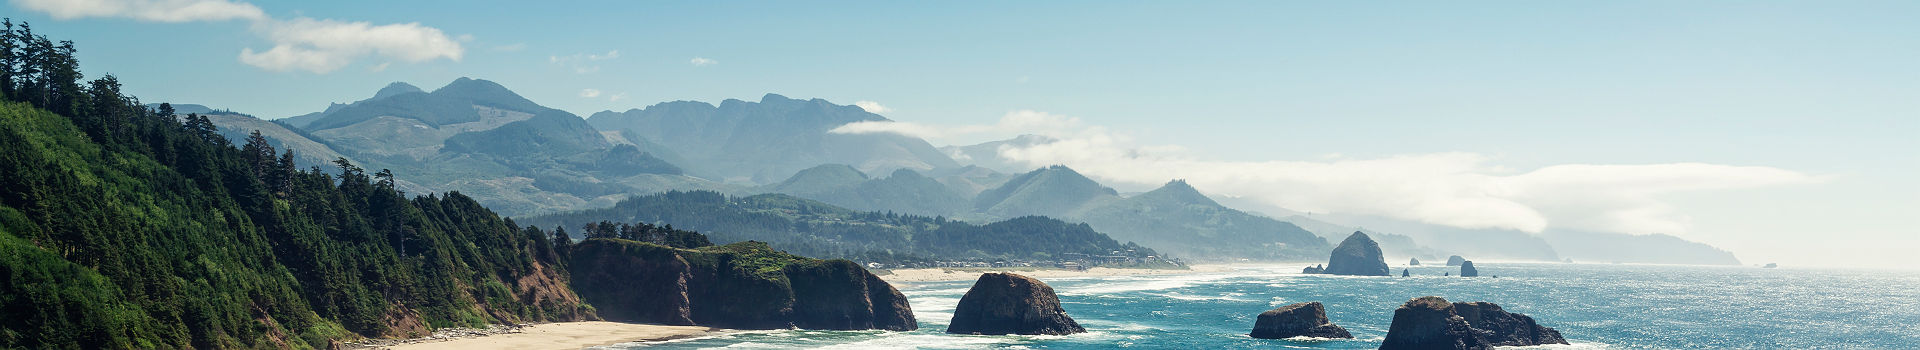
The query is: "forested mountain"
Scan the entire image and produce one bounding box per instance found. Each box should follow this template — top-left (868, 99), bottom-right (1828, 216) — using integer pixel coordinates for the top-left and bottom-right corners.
top-left (1073, 180), bottom-right (1331, 260)
top-left (0, 24), bottom-right (589, 348)
top-left (972, 165), bottom-right (1120, 219)
top-left (587, 95), bottom-right (960, 183)
top-left (765, 165), bottom-right (971, 217)
top-left (519, 191), bottom-right (1158, 262)
top-left (183, 78), bottom-right (738, 217)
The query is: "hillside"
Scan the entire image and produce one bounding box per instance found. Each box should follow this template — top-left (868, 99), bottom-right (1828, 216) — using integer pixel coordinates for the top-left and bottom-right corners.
top-left (518, 191), bottom-right (1159, 262)
top-left (1074, 180), bottom-right (1332, 260)
top-left (767, 165), bottom-right (971, 217)
top-left (973, 165), bottom-right (1120, 218)
top-left (0, 73), bottom-right (587, 348)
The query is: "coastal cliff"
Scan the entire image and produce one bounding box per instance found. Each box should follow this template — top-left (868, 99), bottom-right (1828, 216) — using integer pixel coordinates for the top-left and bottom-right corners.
top-left (568, 239), bottom-right (916, 331)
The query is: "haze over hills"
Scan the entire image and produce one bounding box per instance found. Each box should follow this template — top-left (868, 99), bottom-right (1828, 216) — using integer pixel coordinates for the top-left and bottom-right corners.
top-left (588, 95), bottom-right (961, 184)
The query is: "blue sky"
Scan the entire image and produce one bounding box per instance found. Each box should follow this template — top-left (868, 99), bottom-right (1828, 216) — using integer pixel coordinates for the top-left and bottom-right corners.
top-left (10, 0), bottom-right (1916, 268)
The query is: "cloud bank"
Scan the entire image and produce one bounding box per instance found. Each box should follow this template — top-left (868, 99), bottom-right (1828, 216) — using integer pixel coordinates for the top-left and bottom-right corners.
top-left (841, 110), bottom-right (1818, 235)
top-left (15, 0), bottom-right (464, 73)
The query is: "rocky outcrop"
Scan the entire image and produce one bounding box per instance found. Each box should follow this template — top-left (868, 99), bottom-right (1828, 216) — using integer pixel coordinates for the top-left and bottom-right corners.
top-left (1453, 302), bottom-right (1567, 346)
top-left (569, 239), bottom-right (916, 331)
top-left (1409, 257), bottom-right (1421, 266)
top-left (947, 273), bottom-right (1085, 335)
top-left (1446, 255), bottom-right (1467, 266)
top-left (1460, 261), bottom-right (1479, 277)
top-left (1402, 269), bottom-right (1410, 277)
top-left (1380, 297), bottom-right (1566, 349)
top-left (1302, 264), bottom-right (1325, 274)
top-left (1323, 232), bottom-right (1389, 276)
top-left (1380, 297), bottom-right (1490, 350)
top-left (1249, 302), bottom-right (1352, 339)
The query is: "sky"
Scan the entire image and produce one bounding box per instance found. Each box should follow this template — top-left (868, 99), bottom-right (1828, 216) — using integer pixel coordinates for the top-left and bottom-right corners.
top-left (8, 0), bottom-right (1916, 268)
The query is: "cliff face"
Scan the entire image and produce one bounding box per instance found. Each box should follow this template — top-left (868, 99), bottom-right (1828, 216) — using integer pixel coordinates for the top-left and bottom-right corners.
top-left (568, 239), bottom-right (916, 331)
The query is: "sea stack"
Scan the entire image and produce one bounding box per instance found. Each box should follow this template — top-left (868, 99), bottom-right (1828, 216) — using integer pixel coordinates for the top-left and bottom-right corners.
top-left (1460, 261), bottom-right (1479, 277)
top-left (1323, 232), bottom-right (1389, 276)
top-left (1249, 302), bottom-right (1353, 339)
top-left (1446, 255), bottom-right (1467, 266)
top-left (947, 273), bottom-right (1085, 335)
top-left (1379, 296), bottom-right (1567, 349)
top-left (1409, 257), bottom-right (1422, 266)
top-left (1402, 269), bottom-right (1410, 277)
top-left (1302, 264), bottom-right (1325, 274)
top-left (1380, 296), bottom-right (1487, 350)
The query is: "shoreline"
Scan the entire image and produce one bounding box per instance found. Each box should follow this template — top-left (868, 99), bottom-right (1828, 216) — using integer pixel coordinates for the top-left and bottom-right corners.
top-left (367, 321), bottom-right (715, 350)
top-left (877, 264), bottom-right (1236, 283)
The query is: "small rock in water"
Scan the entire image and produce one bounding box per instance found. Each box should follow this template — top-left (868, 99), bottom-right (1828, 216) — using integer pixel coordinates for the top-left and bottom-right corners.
top-left (1249, 302), bottom-right (1353, 339)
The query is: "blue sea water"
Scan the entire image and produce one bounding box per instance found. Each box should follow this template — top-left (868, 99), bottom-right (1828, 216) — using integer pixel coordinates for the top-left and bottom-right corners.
top-left (602, 263), bottom-right (1920, 349)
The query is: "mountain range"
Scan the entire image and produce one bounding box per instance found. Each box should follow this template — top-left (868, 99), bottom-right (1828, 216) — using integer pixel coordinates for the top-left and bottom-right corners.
top-left (174, 78), bottom-right (1742, 264)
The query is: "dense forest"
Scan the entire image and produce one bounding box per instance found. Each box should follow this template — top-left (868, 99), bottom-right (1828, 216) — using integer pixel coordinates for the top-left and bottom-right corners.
top-left (520, 190), bottom-right (1160, 262)
top-left (0, 20), bottom-right (590, 349)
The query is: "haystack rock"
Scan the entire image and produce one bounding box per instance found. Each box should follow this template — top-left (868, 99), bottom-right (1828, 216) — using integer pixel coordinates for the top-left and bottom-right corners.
top-left (1409, 257), bottom-right (1422, 266)
top-left (947, 273), bottom-right (1085, 335)
top-left (1460, 261), bottom-right (1479, 277)
top-left (1380, 296), bottom-right (1568, 349)
top-left (1249, 302), bottom-right (1353, 339)
top-left (1323, 232), bottom-right (1389, 276)
top-left (1446, 255), bottom-right (1467, 266)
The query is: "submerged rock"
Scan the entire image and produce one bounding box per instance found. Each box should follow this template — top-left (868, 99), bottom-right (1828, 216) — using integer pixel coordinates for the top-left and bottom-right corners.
top-left (1460, 261), bottom-right (1479, 277)
top-left (1380, 296), bottom-right (1567, 349)
top-left (1446, 255), bottom-right (1467, 266)
top-left (1453, 302), bottom-right (1568, 346)
top-left (1409, 257), bottom-right (1422, 266)
top-left (1323, 232), bottom-right (1390, 276)
top-left (947, 273), bottom-right (1085, 335)
top-left (1249, 302), bottom-right (1353, 339)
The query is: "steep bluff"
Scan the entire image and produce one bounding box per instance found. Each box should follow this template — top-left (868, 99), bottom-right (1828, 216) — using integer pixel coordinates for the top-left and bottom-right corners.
top-left (568, 239), bottom-right (916, 331)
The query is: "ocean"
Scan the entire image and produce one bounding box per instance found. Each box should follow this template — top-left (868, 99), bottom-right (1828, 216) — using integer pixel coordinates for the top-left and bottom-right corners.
top-left (601, 263), bottom-right (1920, 349)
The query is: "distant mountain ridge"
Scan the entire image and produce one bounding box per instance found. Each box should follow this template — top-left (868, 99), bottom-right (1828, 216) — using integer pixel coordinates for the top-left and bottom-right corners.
top-left (588, 94), bottom-right (960, 183)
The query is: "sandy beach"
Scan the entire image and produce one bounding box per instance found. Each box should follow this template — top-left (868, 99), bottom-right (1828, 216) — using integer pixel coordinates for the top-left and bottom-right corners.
top-left (878, 264), bottom-right (1235, 283)
top-left (374, 322), bottom-right (713, 350)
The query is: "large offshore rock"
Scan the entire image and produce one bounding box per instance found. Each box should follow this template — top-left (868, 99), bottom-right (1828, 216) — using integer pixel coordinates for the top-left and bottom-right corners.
top-left (1380, 296), bottom-right (1491, 350)
top-left (947, 273), bottom-right (1085, 335)
top-left (1446, 255), bottom-right (1467, 266)
top-left (1381, 297), bottom-right (1568, 349)
top-left (1248, 302), bottom-right (1353, 339)
top-left (1409, 257), bottom-right (1422, 266)
top-left (1323, 232), bottom-right (1390, 276)
top-left (1460, 260), bottom-right (1480, 277)
top-left (1452, 302), bottom-right (1567, 346)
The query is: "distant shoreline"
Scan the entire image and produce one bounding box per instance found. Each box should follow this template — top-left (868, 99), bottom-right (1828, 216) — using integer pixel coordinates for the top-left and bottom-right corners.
top-left (368, 321), bottom-right (715, 350)
top-left (878, 264), bottom-right (1236, 283)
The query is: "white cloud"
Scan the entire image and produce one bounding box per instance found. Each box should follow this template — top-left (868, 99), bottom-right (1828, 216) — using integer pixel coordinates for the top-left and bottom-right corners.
top-left (13, 0), bottom-right (266, 22)
top-left (16, 0), bottom-right (464, 73)
top-left (689, 57), bottom-right (717, 66)
top-left (578, 88), bottom-right (601, 98)
top-left (898, 110), bottom-right (1821, 236)
top-left (853, 101), bottom-right (892, 114)
top-left (368, 62), bottom-right (390, 72)
top-left (239, 17), bottom-right (464, 73)
top-left (551, 50), bottom-right (618, 74)
top-left (830, 109), bottom-right (1081, 141)
top-left (609, 92), bottom-right (628, 102)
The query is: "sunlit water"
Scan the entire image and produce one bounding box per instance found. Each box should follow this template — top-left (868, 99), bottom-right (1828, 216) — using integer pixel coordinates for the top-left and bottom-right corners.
top-left (598, 263), bottom-right (1920, 349)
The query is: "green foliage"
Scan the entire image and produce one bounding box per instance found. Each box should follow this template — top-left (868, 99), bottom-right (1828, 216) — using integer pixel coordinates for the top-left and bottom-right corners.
top-left (522, 191), bottom-right (1155, 261)
top-left (0, 22), bottom-right (586, 348)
